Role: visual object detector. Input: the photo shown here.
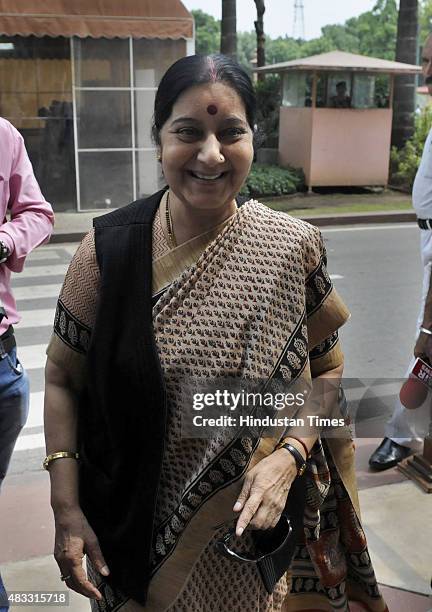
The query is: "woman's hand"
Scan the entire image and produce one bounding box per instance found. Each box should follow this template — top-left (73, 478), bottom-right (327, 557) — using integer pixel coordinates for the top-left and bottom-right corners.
top-left (54, 507), bottom-right (110, 601)
top-left (232, 449), bottom-right (298, 536)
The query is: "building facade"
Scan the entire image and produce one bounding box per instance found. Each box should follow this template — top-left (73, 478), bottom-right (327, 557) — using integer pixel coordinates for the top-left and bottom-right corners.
top-left (0, 1), bottom-right (194, 211)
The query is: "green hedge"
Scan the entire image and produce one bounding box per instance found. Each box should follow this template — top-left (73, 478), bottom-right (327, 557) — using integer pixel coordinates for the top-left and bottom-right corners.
top-left (240, 164), bottom-right (305, 198)
top-left (391, 105), bottom-right (432, 190)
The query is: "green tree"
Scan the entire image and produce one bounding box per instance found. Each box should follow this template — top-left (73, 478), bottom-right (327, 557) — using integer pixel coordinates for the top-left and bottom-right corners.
top-left (237, 31), bottom-right (257, 70)
top-left (255, 75), bottom-right (281, 147)
top-left (193, 1), bottom-right (399, 72)
top-left (391, 105), bottom-right (432, 186)
top-left (420, 0), bottom-right (432, 42)
top-left (345, 0), bottom-right (398, 59)
top-left (301, 36), bottom-right (334, 56)
top-left (316, 24), bottom-right (359, 54)
top-left (192, 9), bottom-right (220, 55)
top-left (266, 37), bottom-right (302, 64)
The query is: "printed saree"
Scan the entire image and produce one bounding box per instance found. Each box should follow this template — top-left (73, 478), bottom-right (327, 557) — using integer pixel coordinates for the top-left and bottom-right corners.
top-left (48, 195), bottom-right (388, 612)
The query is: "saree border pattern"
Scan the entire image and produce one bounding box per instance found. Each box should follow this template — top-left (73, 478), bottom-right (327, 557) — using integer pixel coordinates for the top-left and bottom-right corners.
top-left (53, 299), bottom-right (91, 354)
top-left (87, 560), bottom-right (130, 612)
top-left (309, 331), bottom-right (339, 361)
top-left (305, 251), bottom-right (333, 319)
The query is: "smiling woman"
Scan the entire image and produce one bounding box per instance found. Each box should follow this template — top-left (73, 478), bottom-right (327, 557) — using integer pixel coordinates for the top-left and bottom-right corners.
top-left (158, 78), bottom-right (254, 241)
top-left (44, 54), bottom-right (388, 612)
top-left (152, 54), bottom-right (256, 242)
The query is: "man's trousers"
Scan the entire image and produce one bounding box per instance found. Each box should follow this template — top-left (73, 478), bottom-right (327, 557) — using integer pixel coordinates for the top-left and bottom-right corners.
top-left (386, 229), bottom-right (432, 449)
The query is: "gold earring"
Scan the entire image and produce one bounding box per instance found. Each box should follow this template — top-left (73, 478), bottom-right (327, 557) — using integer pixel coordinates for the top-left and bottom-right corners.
top-left (157, 151), bottom-right (162, 161)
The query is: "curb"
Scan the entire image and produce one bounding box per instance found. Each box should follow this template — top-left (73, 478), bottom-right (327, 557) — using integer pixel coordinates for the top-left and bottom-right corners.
top-left (297, 211), bottom-right (416, 227)
top-left (49, 232), bottom-right (86, 244)
top-left (50, 211), bottom-right (417, 244)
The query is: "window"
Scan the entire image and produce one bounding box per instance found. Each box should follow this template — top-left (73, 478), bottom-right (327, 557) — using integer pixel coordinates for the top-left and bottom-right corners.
top-left (73, 37), bottom-right (186, 210)
top-left (0, 36), bottom-right (76, 211)
top-left (352, 74), bottom-right (375, 108)
top-left (133, 39), bottom-right (186, 87)
top-left (74, 38), bottom-right (130, 88)
top-left (282, 72), bottom-right (313, 108)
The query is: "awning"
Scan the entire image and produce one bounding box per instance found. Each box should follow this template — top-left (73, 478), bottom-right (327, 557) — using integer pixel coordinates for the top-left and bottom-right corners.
top-left (0, 0), bottom-right (194, 39)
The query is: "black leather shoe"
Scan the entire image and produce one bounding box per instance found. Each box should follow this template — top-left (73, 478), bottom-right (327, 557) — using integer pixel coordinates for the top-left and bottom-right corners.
top-left (369, 438), bottom-right (412, 471)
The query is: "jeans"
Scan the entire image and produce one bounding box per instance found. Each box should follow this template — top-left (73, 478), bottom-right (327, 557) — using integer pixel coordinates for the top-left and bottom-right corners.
top-left (0, 571), bottom-right (8, 611)
top-left (0, 344), bottom-right (29, 612)
top-left (0, 345), bottom-right (30, 491)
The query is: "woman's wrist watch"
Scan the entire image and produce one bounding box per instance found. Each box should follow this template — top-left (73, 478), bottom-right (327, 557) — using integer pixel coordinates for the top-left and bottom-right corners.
top-left (0, 240), bottom-right (10, 263)
top-left (274, 441), bottom-right (307, 476)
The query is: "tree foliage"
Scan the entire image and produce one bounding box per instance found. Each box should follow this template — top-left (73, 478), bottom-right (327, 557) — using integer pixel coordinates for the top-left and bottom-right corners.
top-left (192, 10), bottom-right (220, 55)
top-left (193, 1), bottom-right (400, 72)
top-left (421, 0), bottom-right (432, 43)
top-left (255, 75), bottom-right (281, 147)
top-left (391, 105), bottom-right (432, 188)
top-left (345, 0), bottom-right (398, 59)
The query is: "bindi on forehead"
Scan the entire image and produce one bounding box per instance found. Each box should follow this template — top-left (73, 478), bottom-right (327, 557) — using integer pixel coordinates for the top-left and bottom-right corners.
top-left (207, 104), bottom-right (218, 115)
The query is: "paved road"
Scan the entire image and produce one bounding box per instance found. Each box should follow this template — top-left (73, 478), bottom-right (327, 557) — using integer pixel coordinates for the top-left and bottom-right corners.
top-left (6, 223), bottom-right (422, 479)
top-left (322, 223), bottom-right (421, 378)
top-left (7, 243), bottom-right (77, 478)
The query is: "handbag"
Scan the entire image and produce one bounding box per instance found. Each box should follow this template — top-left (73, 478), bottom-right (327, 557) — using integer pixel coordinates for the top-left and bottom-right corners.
top-left (253, 473), bottom-right (306, 593)
top-left (215, 473), bottom-right (307, 594)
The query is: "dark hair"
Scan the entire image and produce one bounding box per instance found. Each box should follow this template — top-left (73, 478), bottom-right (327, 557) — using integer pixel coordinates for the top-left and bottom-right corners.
top-left (152, 54), bottom-right (257, 146)
top-left (336, 81), bottom-right (347, 89)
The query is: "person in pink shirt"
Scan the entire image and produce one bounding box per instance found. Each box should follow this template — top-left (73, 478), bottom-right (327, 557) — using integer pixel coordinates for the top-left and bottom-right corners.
top-left (0, 117), bottom-right (54, 492)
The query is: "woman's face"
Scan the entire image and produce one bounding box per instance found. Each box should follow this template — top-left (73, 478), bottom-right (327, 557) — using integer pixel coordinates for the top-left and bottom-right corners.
top-left (159, 82), bottom-right (254, 211)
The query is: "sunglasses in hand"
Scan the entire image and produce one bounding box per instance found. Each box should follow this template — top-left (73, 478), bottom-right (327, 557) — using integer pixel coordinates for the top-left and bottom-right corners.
top-left (213, 474), bottom-right (306, 593)
top-left (214, 515), bottom-right (293, 564)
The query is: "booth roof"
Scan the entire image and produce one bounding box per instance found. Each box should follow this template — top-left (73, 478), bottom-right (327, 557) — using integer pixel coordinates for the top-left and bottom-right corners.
top-left (0, 0), bottom-right (193, 39)
top-left (255, 50), bottom-right (421, 75)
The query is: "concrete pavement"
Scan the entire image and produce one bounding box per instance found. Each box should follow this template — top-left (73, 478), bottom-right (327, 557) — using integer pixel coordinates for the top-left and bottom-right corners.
top-left (1, 444), bottom-right (431, 611)
top-left (49, 208), bottom-right (417, 244)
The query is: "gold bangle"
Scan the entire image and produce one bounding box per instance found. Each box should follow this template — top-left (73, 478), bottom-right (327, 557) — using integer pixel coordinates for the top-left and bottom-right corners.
top-left (43, 451), bottom-right (80, 471)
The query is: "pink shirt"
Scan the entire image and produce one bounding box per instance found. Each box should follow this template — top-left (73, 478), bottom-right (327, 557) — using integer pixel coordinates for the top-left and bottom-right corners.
top-left (0, 118), bottom-right (55, 335)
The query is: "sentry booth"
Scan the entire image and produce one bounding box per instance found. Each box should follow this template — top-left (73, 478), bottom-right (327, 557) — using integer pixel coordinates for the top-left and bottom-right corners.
top-left (255, 51), bottom-right (421, 191)
top-left (0, 0), bottom-right (194, 211)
